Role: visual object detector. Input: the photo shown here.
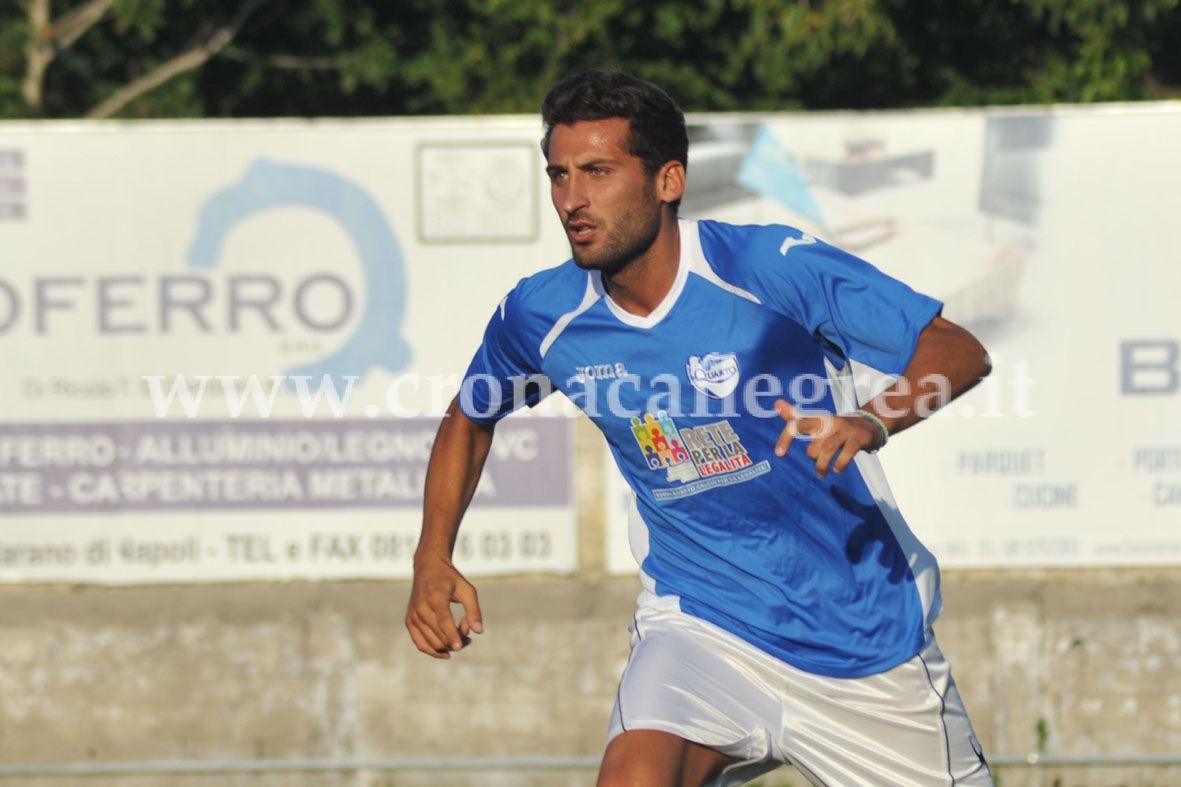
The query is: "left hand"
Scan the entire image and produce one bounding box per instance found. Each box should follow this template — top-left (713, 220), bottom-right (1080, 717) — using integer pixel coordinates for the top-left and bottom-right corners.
top-left (773, 400), bottom-right (882, 478)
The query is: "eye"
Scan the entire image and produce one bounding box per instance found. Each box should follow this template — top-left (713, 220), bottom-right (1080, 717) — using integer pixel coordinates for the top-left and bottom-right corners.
top-left (590, 166), bottom-right (608, 176)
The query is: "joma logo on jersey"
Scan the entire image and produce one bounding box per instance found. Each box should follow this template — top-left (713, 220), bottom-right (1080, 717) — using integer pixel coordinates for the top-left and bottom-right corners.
top-left (687, 353), bottom-right (740, 398)
top-left (574, 362), bottom-right (629, 381)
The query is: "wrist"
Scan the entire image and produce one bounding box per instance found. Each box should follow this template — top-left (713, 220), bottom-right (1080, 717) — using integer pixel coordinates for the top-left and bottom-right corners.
top-left (412, 541), bottom-right (455, 570)
top-left (853, 408), bottom-right (889, 452)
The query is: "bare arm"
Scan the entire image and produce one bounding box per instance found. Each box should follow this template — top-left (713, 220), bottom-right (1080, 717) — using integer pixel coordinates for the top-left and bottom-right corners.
top-left (405, 396), bottom-right (496, 658)
top-left (775, 315), bottom-right (990, 476)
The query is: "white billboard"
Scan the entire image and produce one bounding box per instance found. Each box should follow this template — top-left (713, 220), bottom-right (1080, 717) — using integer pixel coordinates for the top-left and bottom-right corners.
top-left (0, 118), bottom-right (576, 583)
top-left (2, 103), bottom-right (1179, 582)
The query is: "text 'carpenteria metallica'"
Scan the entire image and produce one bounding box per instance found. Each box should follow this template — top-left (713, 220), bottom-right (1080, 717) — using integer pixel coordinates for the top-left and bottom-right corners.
top-left (0, 419), bottom-right (569, 513)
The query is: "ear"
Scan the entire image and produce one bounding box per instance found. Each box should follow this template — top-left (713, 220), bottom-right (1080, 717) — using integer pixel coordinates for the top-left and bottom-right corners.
top-left (656, 160), bottom-right (686, 206)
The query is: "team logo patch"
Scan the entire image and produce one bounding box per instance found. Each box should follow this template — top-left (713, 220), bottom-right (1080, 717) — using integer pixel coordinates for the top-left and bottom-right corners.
top-left (686, 352), bottom-right (740, 399)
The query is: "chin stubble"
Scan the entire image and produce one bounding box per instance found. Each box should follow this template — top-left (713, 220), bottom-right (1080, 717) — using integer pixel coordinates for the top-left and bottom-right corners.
top-left (572, 211), bottom-right (661, 278)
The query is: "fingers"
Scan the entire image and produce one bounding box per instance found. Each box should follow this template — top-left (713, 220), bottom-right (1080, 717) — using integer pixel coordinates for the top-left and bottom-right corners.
top-left (773, 400), bottom-right (796, 457)
top-left (774, 400), bottom-right (834, 459)
top-left (830, 440), bottom-right (861, 476)
top-left (406, 592), bottom-right (455, 658)
top-left (407, 618), bottom-right (451, 659)
top-left (453, 580), bottom-right (484, 636)
top-left (806, 434), bottom-right (858, 478)
top-left (774, 403), bottom-right (874, 477)
top-left (405, 564), bottom-right (483, 658)
top-left (433, 593), bottom-right (467, 652)
top-left (406, 588), bottom-right (453, 658)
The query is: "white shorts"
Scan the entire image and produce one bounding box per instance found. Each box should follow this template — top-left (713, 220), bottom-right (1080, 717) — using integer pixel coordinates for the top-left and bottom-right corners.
top-left (607, 596), bottom-right (993, 787)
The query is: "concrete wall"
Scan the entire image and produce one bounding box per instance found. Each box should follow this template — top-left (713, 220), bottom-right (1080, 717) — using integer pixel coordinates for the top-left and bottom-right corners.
top-left (2, 568), bottom-right (1181, 787)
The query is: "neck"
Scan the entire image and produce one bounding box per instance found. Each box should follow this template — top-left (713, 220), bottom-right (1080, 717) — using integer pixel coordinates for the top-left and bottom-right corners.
top-left (602, 215), bottom-right (681, 317)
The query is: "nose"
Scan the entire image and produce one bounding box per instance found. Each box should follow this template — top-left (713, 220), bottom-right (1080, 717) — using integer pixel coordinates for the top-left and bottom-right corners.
top-left (554, 172), bottom-right (588, 217)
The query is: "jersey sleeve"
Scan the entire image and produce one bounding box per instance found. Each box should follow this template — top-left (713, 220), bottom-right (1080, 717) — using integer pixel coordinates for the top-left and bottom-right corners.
top-left (702, 221), bottom-right (943, 375)
top-left (458, 285), bottom-right (548, 424)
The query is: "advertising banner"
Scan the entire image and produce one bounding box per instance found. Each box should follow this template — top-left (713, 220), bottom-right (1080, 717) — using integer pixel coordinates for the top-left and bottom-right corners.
top-left (0, 118), bottom-right (576, 583)
top-left (3, 103), bottom-right (1180, 581)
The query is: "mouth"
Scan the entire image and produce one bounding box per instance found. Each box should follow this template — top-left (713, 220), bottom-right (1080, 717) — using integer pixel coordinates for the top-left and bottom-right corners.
top-left (565, 220), bottom-right (598, 244)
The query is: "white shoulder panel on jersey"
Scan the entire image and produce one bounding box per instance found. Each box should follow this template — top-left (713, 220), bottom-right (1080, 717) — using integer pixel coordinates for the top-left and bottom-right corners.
top-left (682, 219), bottom-right (762, 305)
top-left (539, 272), bottom-right (601, 359)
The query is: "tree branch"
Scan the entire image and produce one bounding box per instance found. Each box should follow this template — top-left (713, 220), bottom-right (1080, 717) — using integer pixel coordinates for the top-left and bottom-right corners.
top-left (21, 0), bottom-right (116, 114)
top-left (221, 45), bottom-right (339, 71)
top-left (52, 0), bottom-right (116, 49)
top-left (84, 0), bottom-right (269, 119)
top-left (20, 0), bottom-right (51, 112)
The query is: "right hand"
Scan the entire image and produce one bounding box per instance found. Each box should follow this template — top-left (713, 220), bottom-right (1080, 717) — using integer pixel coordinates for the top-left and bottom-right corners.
top-left (773, 401), bottom-right (882, 478)
top-left (405, 557), bottom-right (483, 659)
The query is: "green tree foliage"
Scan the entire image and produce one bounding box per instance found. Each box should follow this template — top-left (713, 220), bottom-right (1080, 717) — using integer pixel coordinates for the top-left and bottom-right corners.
top-left (885, 0), bottom-right (1181, 104)
top-left (0, 0), bottom-right (1178, 120)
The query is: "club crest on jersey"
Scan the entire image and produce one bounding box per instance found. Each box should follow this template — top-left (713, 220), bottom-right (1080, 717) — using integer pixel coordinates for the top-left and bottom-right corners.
top-left (686, 352), bottom-right (740, 399)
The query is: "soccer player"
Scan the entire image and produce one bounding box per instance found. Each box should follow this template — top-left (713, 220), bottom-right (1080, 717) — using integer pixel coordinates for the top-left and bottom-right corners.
top-left (406, 70), bottom-right (995, 787)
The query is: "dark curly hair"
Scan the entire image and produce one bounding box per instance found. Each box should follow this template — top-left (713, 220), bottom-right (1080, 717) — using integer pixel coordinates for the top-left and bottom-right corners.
top-left (541, 70), bottom-right (688, 209)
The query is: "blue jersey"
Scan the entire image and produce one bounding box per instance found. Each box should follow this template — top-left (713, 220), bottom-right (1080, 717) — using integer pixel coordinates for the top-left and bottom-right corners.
top-left (460, 219), bottom-right (945, 678)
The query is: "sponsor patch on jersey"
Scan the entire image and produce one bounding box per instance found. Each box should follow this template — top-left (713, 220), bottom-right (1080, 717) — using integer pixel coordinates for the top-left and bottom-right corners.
top-left (631, 412), bottom-right (764, 498)
top-left (630, 411), bottom-right (700, 483)
top-left (686, 352), bottom-right (740, 399)
top-left (678, 420), bottom-right (755, 478)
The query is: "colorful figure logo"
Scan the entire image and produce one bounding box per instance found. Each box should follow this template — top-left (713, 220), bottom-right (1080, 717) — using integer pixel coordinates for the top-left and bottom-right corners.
top-left (631, 411), bottom-right (700, 483)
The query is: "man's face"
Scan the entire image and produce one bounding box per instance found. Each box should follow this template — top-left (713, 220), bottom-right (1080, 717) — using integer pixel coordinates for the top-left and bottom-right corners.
top-left (545, 118), bottom-right (663, 275)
